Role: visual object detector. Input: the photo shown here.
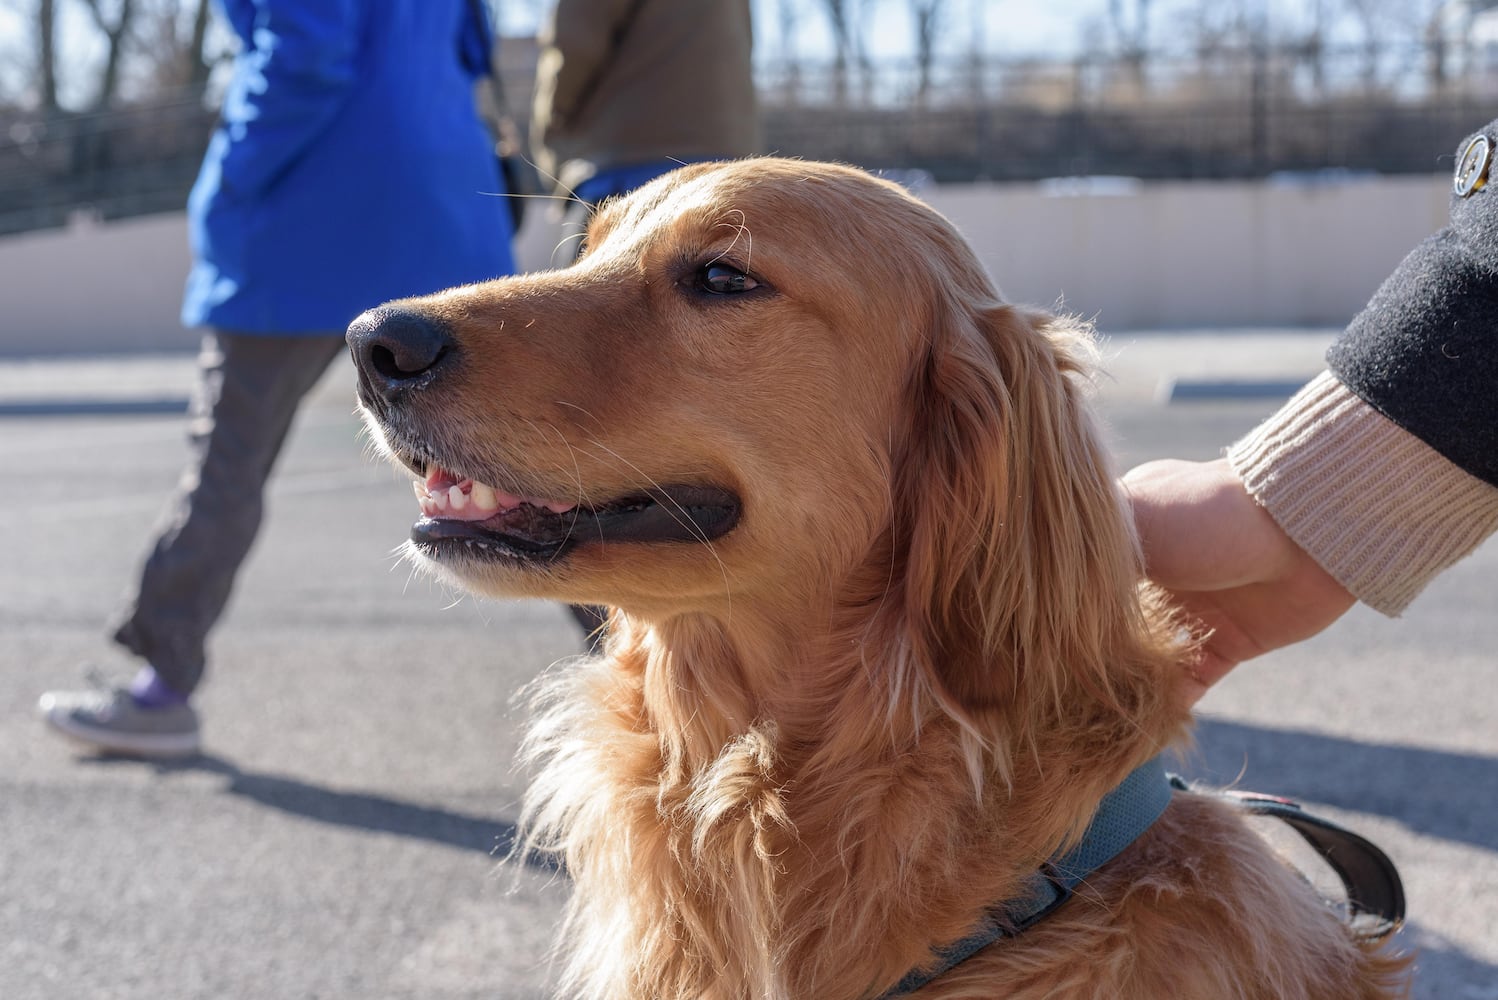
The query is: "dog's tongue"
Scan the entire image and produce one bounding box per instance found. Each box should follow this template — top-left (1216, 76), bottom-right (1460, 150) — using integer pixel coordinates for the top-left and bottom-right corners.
top-left (424, 467), bottom-right (462, 493)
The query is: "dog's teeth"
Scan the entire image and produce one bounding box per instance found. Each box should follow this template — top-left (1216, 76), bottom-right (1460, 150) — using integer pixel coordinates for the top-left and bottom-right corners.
top-left (407, 472), bottom-right (572, 520)
top-left (471, 481), bottom-right (498, 512)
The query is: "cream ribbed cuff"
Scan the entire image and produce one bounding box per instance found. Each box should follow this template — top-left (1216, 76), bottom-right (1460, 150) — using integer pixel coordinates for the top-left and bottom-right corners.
top-left (1228, 371), bottom-right (1498, 616)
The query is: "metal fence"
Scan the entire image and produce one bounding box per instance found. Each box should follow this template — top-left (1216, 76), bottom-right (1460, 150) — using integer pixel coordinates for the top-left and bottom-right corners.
top-left (0, 96), bottom-right (216, 236)
top-left (758, 42), bottom-right (1496, 182)
top-left (2, 42), bottom-right (1492, 237)
top-left (763, 97), bottom-right (1489, 183)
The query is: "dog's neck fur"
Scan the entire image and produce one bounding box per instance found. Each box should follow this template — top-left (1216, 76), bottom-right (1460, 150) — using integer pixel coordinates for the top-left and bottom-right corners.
top-left (520, 589), bottom-right (1182, 1000)
top-left (518, 306), bottom-right (1190, 998)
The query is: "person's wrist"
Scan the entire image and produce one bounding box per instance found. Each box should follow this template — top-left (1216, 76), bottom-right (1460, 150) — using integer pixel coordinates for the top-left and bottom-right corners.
top-left (1229, 373), bottom-right (1498, 615)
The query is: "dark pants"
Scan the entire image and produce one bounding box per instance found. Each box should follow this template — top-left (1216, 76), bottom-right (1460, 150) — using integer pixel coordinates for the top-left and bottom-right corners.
top-left (110, 330), bottom-right (347, 696)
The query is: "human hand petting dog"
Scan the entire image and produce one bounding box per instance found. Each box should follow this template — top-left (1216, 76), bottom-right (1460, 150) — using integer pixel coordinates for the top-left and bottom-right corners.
top-left (1123, 457), bottom-right (1355, 705)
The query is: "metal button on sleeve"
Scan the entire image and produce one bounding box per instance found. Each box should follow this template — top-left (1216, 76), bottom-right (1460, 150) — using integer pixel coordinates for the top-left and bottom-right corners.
top-left (1455, 133), bottom-right (1491, 198)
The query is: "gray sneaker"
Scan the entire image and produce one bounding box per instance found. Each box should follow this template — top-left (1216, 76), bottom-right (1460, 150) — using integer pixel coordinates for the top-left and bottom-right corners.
top-left (38, 685), bottom-right (200, 758)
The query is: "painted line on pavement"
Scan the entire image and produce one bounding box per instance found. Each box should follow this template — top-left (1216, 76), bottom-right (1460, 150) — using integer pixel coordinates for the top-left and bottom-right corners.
top-left (1158, 377), bottom-right (1309, 404)
top-left (0, 397), bottom-right (190, 417)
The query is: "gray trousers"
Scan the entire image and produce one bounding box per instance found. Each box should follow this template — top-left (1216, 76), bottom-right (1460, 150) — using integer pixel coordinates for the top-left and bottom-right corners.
top-left (110, 330), bottom-right (347, 696)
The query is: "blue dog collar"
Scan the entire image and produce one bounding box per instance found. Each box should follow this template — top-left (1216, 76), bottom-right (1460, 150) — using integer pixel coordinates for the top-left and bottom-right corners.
top-left (879, 756), bottom-right (1174, 998)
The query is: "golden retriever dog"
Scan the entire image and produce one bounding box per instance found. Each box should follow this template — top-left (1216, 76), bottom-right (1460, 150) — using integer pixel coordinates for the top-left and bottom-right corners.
top-left (348, 159), bottom-right (1409, 999)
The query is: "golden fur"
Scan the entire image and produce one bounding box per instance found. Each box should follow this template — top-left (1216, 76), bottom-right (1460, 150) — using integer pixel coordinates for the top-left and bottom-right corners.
top-left (357, 159), bottom-right (1409, 998)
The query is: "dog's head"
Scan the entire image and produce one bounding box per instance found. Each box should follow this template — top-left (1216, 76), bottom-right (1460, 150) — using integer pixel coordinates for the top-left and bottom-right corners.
top-left (351, 158), bottom-right (1174, 737)
top-left (350, 160), bottom-right (942, 610)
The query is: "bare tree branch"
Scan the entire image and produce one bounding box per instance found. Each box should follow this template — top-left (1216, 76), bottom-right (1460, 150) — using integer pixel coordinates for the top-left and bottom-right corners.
top-left (816, 0), bottom-right (852, 102)
top-left (39, 0), bottom-right (59, 110)
top-left (909, 0), bottom-right (946, 104)
top-left (78, 0), bottom-right (137, 108)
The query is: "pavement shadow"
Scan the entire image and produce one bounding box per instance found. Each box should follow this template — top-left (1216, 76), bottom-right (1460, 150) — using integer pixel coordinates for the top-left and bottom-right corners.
top-left (1178, 718), bottom-right (1498, 853)
top-left (1406, 939), bottom-right (1498, 1000)
top-left (80, 752), bottom-right (560, 873)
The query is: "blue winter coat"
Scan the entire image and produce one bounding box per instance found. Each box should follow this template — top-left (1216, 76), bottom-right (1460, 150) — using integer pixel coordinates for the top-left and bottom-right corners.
top-left (182, 0), bottom-right (515, 334)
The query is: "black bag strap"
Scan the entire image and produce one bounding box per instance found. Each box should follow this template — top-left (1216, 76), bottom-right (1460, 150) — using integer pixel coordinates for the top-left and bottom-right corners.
top-left (465, 0), bottom-right (537, 226)
top-left (465, 0), bottom-right (509, 111)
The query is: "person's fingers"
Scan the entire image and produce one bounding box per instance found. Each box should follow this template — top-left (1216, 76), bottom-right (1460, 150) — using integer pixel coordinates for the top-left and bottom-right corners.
top-left (1166, 570), bottom-right (1355, 706)
top-left (1126, 456), bottom-right (1356, 707)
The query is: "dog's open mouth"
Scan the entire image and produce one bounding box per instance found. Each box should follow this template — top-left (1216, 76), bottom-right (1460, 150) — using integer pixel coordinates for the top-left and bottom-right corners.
top-left (409, 465), bottom-right (741, 562)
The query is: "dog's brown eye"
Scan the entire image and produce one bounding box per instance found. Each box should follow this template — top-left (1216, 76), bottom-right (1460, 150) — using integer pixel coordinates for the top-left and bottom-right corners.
top-left (697, 264), bottom-right (758, 295)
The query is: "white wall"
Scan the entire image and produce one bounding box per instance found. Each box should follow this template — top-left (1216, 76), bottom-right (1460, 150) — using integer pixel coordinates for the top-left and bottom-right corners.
top-left (1, 212), bottom-right (197, 355)
top-left (923, 175), bottom-right (1449, 330)
top-left (0, 174), bottom-right (1450, 356)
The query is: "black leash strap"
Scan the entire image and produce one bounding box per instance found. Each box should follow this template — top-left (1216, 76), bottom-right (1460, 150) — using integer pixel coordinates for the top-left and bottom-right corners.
top-left (1172, 778), bottom-right (1406, 941)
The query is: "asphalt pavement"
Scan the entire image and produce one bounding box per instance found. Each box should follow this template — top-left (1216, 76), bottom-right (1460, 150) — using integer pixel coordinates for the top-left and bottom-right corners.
top-left (1, 329), bottom-right (1494, 1000)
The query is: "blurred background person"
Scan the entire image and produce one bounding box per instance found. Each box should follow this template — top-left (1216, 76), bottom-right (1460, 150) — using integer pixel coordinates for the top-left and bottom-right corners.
top-left (531, 0), bottom-right (761, 247)
top-left (37, 0), bottom-right (517, 759)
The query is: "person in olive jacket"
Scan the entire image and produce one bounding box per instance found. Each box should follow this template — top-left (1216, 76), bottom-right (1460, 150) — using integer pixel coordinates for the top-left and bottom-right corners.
top-left (531, 0), bottom-right (760, 216)
top-left (39, 0), bottom-right (516, 758)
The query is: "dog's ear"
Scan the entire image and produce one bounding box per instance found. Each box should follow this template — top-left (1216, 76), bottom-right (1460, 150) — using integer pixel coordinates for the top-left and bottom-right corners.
top-left (891, 290), bottom-right (1164, 747)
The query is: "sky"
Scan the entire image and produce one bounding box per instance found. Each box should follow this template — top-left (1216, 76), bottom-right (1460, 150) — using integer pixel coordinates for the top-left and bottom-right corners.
top-left (492, 0), bottom-right (1107, 61)
top-left (0, 0), bottom-right (1099, 103)
top-left (488, 0), bottom-right (1458, 62)
top-left (0, 0), bottom-right (1109, 108)
top-left (3, 1), bottom-right (1453, 109)
top-left (760, 0), bottom-right (1102, 62)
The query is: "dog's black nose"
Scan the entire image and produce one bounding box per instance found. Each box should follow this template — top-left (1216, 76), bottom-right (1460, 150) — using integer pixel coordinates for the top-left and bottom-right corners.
top-left (347, 307), bottom-right (456, 401)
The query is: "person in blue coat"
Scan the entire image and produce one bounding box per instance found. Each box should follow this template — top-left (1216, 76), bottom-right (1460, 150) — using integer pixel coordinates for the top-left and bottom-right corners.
top-left (38, 0), bottom-right (516, 758)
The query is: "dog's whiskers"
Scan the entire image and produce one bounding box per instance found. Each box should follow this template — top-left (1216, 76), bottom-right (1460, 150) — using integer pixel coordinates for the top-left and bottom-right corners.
top-left (523, 416), bottom-right (593, 551)
top-left (561, 425), bottom-right (734, 622)
top-left (553, 230), bottom-right (589, 265)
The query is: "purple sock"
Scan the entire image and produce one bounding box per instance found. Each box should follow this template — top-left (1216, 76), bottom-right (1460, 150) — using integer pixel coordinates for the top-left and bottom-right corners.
top-left (128, 666), bottom-right (189, 709)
